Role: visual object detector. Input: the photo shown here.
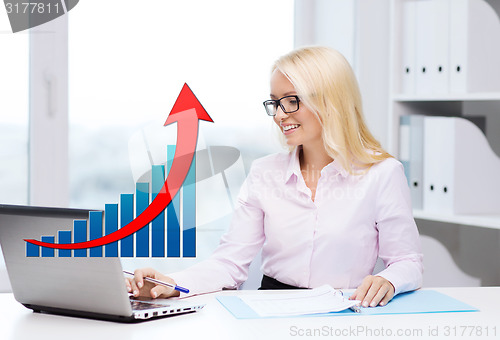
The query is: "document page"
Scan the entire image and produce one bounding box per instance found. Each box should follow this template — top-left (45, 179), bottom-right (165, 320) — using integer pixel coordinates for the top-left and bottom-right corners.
top-left (239, 285), bottom-right (360, 317)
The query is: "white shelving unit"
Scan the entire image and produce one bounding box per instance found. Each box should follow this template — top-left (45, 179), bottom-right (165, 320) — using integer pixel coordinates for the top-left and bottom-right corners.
top-left (388, 0), bottom-right (500, 230)
top-left (394, 93), bottom-right (500, 102)
top-left (413, 209), bottom-right (500, 230)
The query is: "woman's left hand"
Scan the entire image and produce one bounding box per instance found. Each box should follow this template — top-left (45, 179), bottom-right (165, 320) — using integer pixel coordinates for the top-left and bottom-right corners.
top-left (349, 275), bottom-right (395, 307)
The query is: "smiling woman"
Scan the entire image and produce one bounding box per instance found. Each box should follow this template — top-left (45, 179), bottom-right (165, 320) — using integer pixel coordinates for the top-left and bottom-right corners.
top-left (126, 46), bottom-right (423, 310)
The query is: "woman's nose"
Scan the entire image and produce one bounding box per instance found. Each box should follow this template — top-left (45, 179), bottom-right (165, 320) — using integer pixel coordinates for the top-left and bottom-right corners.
top-left (274, 106), bottom-right (288, 121)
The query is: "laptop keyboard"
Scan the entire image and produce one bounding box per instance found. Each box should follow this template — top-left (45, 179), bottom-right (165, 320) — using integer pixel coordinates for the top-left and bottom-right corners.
top-left (130, 300), bottom-right (169, 311)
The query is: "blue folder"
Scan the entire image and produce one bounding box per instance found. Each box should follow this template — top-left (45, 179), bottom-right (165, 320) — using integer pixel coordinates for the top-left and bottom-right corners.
top-left (216, 290), bottom-right (479, 319)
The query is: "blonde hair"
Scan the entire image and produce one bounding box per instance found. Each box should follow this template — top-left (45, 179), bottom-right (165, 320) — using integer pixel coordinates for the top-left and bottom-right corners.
top-left (272, 46), bottom-right (392, 174)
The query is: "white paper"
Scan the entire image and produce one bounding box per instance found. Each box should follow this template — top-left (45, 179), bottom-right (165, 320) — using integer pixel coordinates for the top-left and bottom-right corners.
top-left (240, 285), bottom-right (360, 317)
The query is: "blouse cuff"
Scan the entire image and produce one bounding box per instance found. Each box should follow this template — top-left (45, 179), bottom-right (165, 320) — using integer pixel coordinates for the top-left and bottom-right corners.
top-left (375, 260), bottom-right (423, 296)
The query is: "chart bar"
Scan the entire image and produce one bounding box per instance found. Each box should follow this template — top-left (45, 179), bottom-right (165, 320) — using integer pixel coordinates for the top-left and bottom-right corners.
top-left (120, 194), bottom-right (134, 257)
top-left (26, 241), bottom-right (40, 257)
top-left (41, 236), bottom-right (55, 257)
top-left (89, 211), bottom-right (103, 257)
top-left (136, 182), bottom-right (149, 257)
top-left (105, 204), bottom-right (118, 257)
top-left (183, 153), bottom-right (196, 257)
top-left (167, 145), bottom-right (180, 257)
top-left (74, 220), bottom-right (87, 257)
top-left (152, 165), bottom-right (165, 257)
top-left (58, 231), bottom-right (72, 257)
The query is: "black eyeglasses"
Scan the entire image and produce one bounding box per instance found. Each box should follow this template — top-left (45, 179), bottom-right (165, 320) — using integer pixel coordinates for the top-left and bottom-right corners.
top-left (262, 95), bottom-right (300, 116)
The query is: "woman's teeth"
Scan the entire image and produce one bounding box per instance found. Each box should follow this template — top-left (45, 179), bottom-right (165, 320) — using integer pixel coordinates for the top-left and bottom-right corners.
top-left (283, 124), bottom-right (300, 131)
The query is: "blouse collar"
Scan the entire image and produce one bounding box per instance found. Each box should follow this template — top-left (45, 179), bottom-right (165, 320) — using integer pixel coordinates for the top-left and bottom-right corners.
top-left (284, 146), bottom-right (349, 184)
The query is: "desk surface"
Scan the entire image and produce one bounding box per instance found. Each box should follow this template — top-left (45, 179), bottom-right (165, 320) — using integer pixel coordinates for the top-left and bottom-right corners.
top-left (1, 287), bottom-right (499, 340)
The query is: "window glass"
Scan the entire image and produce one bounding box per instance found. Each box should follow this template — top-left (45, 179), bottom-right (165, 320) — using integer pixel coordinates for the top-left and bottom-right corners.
top-left (0, 10), bottom-right (29, 206)
top-left (0, 9), bottom-right (29, 293)
top-left (68, 0), bottom-right (293, 209)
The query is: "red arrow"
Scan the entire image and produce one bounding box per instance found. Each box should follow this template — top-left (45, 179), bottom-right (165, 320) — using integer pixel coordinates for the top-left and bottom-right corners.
top-left (25, 83), bottom-right (213, 250)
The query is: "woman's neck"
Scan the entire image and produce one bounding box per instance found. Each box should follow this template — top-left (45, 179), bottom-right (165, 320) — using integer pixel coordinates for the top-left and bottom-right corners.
top-left (298, 144), bottom-right (333, 202)
top-left (299, 144), bottom-right (333, 173)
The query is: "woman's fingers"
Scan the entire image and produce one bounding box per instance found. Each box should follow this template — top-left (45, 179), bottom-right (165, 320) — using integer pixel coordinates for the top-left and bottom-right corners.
top-left (361, 281), bottom-right (380, 307)
top-left (128, 276), bottom-right (140, 297)
top-left (124, 268), bottom-right (153, 297)
top-left (133, 268), bottom-right (149, 289)
top-left (379, 289), bottom-right (393, 307)
top-left (350, 275), bottom-right (395, 307)
top-left (125, 268), bottom-right (179, 298)
top-left (124, 278), bottom-right (132, 293)
top-left (150, 285), bottom-right (170, 298)
top-left (369, 284), bottom-right (389, 307)
top-left (149, 275), bottom-right (178, 298)
top-left (349, 275), bottom-right (373, 302)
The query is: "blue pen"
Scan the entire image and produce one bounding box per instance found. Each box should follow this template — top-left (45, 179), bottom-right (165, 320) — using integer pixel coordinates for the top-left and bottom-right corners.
top-left (123, 270), bottom-right (189, 294)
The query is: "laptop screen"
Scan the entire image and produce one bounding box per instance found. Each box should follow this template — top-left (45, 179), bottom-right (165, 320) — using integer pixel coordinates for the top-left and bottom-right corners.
top-left (0, 205), bottom-right (134, 317)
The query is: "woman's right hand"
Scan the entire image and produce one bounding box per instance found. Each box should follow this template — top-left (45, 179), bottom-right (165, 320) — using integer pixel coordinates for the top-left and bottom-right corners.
top-left (125, 267), bottom-right (180, 299)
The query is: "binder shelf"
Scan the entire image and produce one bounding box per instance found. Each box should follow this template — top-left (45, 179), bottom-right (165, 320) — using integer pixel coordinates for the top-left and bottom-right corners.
top-left (412, 209), bottom-right (500, 230)
top-left (389, 0), bottom-right (500, 230)
top-left (394, 92), bottom-right (500, 102)
top-left (393, 0), bottom-right (500, 96)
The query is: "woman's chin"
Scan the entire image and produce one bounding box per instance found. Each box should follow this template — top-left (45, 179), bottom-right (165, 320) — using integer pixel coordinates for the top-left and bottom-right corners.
top-left (284, 137), bottom-right (299, 146)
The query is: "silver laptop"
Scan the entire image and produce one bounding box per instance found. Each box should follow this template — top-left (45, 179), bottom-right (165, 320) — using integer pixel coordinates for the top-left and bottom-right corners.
top-left (0, 204), bottom-right (204, 322)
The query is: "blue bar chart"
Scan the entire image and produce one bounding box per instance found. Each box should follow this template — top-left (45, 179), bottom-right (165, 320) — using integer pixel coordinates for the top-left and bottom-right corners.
top-left (26, 147), bottom-right (196, 258)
